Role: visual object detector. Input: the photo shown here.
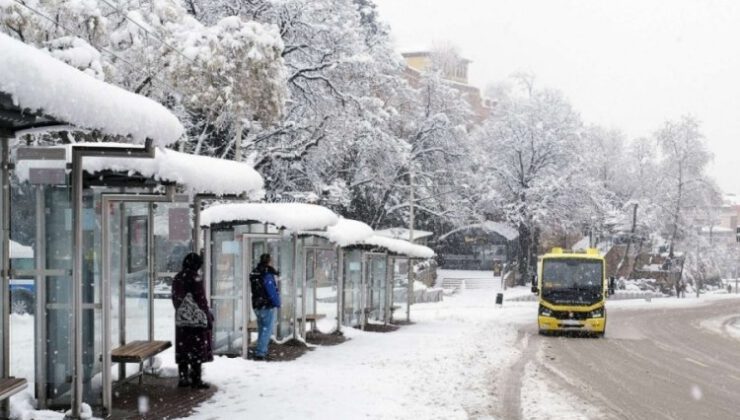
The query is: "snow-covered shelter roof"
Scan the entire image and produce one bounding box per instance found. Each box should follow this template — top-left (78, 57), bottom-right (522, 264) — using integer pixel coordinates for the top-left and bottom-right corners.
top-left (201, 203), bottom-right (339, 231)
top-left (0, 33), bottom-right (183, 144)
top-left (14, 143), bottom-right (264, 195)
top-left (362, 235), bottom-right (435, 259)
top-left (479, 221), bottom-right (518, 241)
top-left (302, 218), bottom-right (374, 247)
top-left (438, 221), bottom-right (519, 242)
top-left (374, 227), bottom-right (433, 241)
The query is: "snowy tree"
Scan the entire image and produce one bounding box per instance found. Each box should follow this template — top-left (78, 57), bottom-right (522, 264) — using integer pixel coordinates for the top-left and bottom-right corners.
top-left (472, 86), bottom-right (589, 283)
top-left (652, 116), bottom-right (720, 296)
top-left (655, 115), bottom-right (713, 258)
top-left (169, 15), bottom-right (287, 158)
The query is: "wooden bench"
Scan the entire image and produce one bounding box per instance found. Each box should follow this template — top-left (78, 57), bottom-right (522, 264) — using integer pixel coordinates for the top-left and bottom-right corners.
top-left (303, 314), bottom-right (326, 331)
top-left (112, 340), bottom-right (171, 385)
top-left (0, 377), bottom-right (27, 401)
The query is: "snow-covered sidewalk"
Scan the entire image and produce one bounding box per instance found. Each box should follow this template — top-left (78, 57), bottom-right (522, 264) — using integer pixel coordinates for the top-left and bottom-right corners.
top-left (185, 289), bottom-right (535, 419)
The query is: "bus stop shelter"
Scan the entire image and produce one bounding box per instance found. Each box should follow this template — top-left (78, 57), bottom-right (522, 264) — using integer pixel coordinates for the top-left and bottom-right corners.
top-left (340, 235), bottom-right (435, 330)
top-left (200, 203), bottom-right (338, 358)
top-left (0, 32), bottom-right (184, 418)
top-left (13, 143), bottom-right (263, 416)
top-left (298, 218), bottom-right (375, 335)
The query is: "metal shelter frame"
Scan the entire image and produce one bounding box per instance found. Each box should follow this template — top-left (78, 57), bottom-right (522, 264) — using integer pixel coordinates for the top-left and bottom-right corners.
top-left (202, 220), bottom-right (300, 359)
top-left (70, 142), bottom-right (156, 418)
top-left (296, 236), bottom-right (344, 336)
top-left (339, 246), bottom-right (421, 329)
top-left (1, 91), bottom-right (85, 418)
top-left (99, 190), bottom-right (188, 415)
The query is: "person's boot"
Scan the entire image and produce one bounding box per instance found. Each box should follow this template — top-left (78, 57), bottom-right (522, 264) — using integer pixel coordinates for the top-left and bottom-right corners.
top-left (190, 363), bottom-right (210, 389)
top-left (177, 363), bottom-right (190, 387)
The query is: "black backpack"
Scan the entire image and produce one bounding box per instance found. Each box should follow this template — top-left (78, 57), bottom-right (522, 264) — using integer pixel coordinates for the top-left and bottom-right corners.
top-left (249, 267), bottom-right (271, 309)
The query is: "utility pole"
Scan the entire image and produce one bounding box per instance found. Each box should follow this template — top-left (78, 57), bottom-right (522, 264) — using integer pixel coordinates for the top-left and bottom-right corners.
top-left (409, 168), bottom-right (415, 243)
top-left (406, 168), bottom-right (414, 323)
top-left (234, 119), bottom-right (242, 161)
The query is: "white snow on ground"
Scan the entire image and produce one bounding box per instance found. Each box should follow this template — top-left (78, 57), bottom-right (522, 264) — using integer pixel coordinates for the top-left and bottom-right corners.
top-left (607, 292), bottom-right (740, 310)
top-left (699, 314), bottom-right (740, 341)
top-left (10, 268), bottom-right (740, 419)
top-left (521, 361), bottom-right (602, 420)
top-left (0, 33), bottom-right (183, 145)
top-left (183, 290), bottom-right (534, 420)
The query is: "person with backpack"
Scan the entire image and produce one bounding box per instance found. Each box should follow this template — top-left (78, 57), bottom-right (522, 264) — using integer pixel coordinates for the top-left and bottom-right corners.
top-left (172, 252), bottom-right (213, 388)
top-left (250, 253), bottom-right (281, 361)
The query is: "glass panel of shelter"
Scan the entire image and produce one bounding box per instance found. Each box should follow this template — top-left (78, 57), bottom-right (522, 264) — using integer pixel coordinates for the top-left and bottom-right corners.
top-left (42, 186), bottom-right (74, 407)
top-left (210, 227), bottom-right (243, 356)
top-left (100, 192), bottom-right (192, 415)
top-left (123, 202), bottom-right (150, 344)
top-left (6, 146), bottom-right (199, 414)
top-left (391, 257), bottom-right (411, 322)
top-left (8, 182), bottom-right (41, 400)
top-left (342, 249), bottom-right (363, 328)
top-left (364, 253), bottom-right (388, 324)
top-left (208, 222), bottom-right (296, 357)
top-left (302, 239), bottom-right (338, 334)
top-left (250, 234), bottom-right (292, 341)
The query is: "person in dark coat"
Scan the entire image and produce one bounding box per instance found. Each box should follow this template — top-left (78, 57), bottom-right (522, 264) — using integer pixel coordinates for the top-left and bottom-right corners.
top-left (249, 253), bottom-right (281, 361)
top-left (172, 252), bottom-right (213, 388)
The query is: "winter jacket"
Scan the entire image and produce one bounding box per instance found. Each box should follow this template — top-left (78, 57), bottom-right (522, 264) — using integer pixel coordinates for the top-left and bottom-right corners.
top-left (172, 265), bottom-right (214, 364)
top-left (250, 265), bottom-right (281, 309)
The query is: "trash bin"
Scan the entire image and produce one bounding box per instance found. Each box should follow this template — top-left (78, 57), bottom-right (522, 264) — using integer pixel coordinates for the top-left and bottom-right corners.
top-left (495, 293), bottom-right (503, 305)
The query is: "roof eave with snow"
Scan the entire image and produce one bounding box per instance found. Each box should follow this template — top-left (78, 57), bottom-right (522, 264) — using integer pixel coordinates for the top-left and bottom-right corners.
top-left (360, 235), bottom-right (435, 259)
top-left (0, 34), bottom-right (183, 145)
top-left (14, 143), bottom-right (264, 196)
top-left (301, 218), bottom-right (374, 247)
top-left (201, 203), bottom-right (339, 232)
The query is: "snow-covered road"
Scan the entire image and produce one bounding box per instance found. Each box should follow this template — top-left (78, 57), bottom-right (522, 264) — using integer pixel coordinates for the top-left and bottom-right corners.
top-left (501, 295), bottom-right (740, 420)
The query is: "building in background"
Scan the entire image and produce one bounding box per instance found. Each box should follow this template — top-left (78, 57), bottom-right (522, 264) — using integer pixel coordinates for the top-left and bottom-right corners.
top-left (402, 51), bottom-right (492, 123)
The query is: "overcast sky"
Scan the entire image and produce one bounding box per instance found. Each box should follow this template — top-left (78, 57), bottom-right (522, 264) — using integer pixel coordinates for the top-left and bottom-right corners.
top-left (374, 0), bottom-right (740, 195)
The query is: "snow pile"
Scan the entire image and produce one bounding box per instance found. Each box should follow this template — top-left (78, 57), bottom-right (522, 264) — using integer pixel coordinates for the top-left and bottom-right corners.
top-left (201, 203), bottom-right (338, 231)
top-left (9, 240), bottom-right (33, 259)
top-left (0, 33), bottom-right (183, 144)
top-left (521, 361), bottom-right (602, 420)
top-left (14, 143), bottom-right (264, 196)
top-left (699, 314), bottom-right (740, 341)
top-left (181, 287), bottom-right (535, 420)
top-left (362, 234), bottom-right (435, 259)
top-left (306, 217), bottom-right (373, 246)
top-left (618, 278), bottom-right (664, 294)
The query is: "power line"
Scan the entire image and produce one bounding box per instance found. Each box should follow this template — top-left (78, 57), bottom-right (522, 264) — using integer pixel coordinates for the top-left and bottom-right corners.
top-left (11, 0), bottom-right (180, 94)
top-left (98, 0), bottom-right (197, 67)
top-left (97, 0), bottom-right (232, 87)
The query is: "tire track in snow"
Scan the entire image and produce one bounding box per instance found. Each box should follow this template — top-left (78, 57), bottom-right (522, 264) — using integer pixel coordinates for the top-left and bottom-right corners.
top-left (499, 329), bottom-right (537, 420)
